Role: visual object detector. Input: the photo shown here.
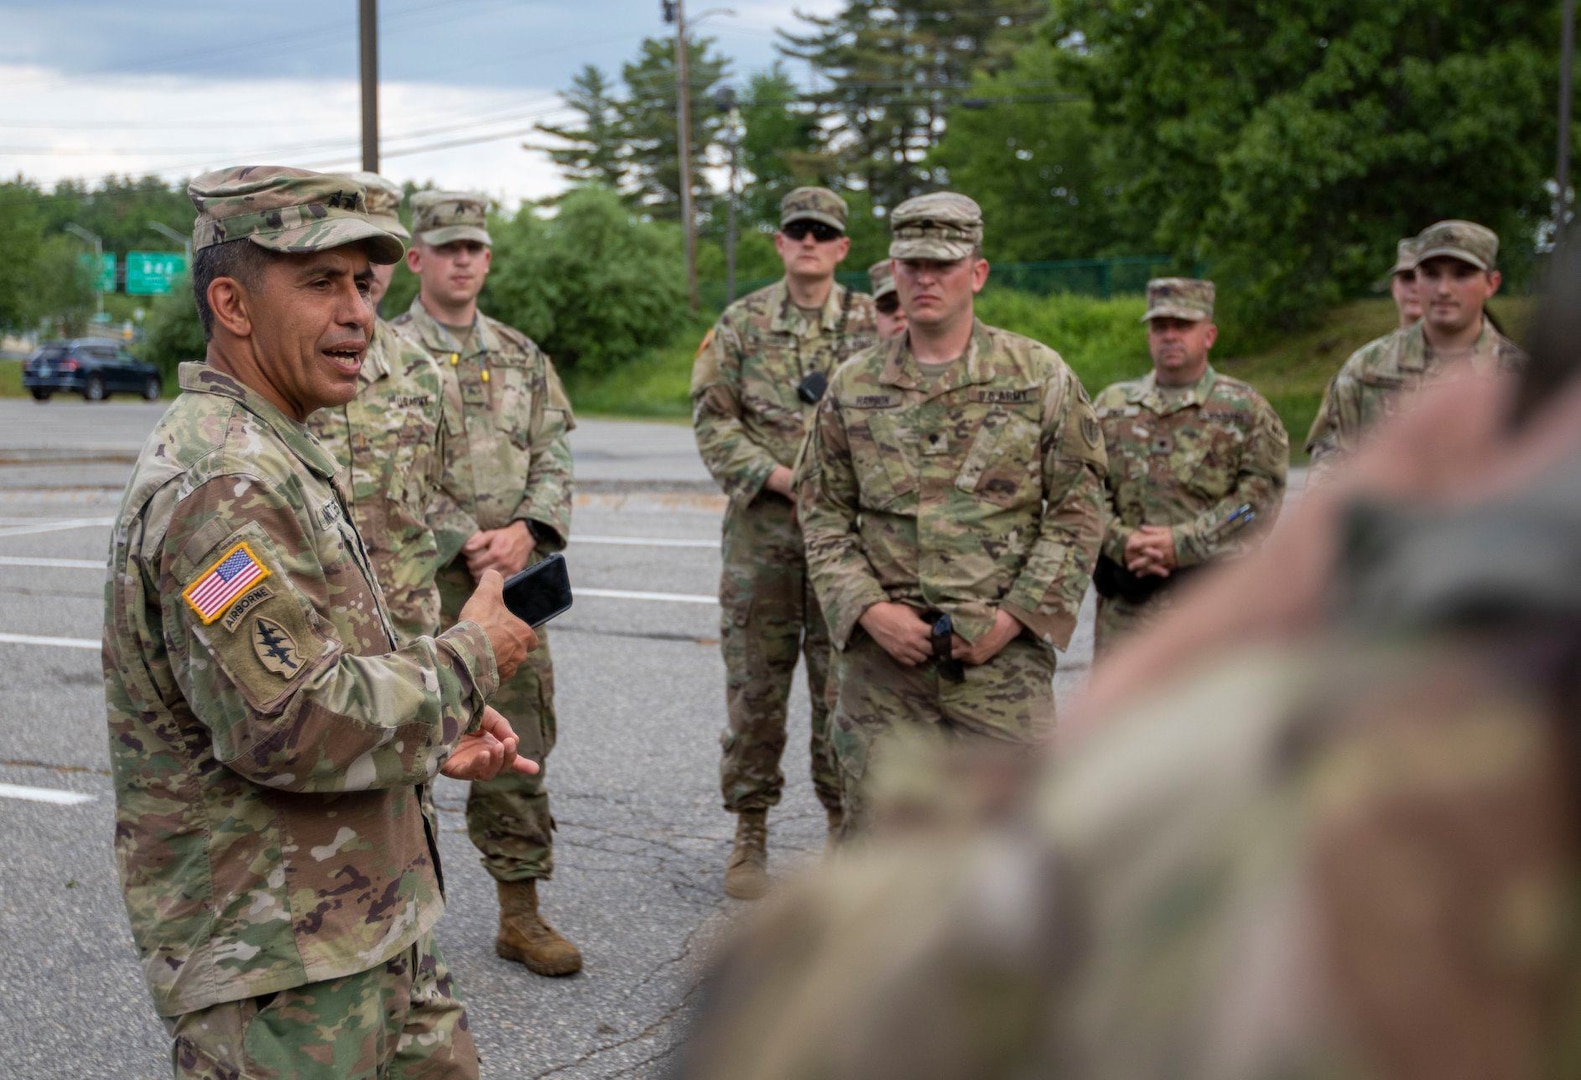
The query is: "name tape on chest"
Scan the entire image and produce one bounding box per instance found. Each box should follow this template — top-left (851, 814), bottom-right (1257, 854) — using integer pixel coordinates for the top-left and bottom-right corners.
top-left (183, 541), bottom-right (272, 625)
top-left (972, 387), bottom-right (1038, 405)
top-left (850, 394), bottom-right (901, 409)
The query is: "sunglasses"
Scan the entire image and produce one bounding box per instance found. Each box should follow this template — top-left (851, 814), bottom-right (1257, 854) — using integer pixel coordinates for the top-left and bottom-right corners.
top-left (782, 220), bottom-right (844, 243)
top-left (875, 294), bottom-right (901, 315)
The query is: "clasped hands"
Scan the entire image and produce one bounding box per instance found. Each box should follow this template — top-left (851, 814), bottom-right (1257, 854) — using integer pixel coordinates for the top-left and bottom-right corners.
top-left (1123, 526), bottom-right (1177, 578)
top-left (858, 601), bottom-right (1023, 668)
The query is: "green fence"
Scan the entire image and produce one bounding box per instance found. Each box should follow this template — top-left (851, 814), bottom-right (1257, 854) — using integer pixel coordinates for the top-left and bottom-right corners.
top-left (700, 255), bottom-right (1176, 311)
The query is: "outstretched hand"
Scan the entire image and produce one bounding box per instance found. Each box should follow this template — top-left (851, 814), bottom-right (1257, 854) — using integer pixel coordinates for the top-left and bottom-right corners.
top-left (441, 706), bottom-right (541, 781)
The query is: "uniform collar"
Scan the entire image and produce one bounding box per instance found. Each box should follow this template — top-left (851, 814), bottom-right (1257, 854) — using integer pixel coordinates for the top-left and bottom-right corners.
top-left (769, 279), bottom-right (847, 337)
top-left (177, 362), bottom-right (341, 481)
top-left (880, 319), bottom-right (995, 393)
top-left (1128, 365), bottom-right (1217, 414)
top-left (404, 295), bottom-right (495, 359)
top-left (359, 321), bottom-right (395, 388)
top-left (1413, 318), bottom-right (1501, 373)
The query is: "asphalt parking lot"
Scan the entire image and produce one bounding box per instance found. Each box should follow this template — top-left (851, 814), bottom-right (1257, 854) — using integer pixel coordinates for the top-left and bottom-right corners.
top-left (0, 397), bottom-right (1096, 1078)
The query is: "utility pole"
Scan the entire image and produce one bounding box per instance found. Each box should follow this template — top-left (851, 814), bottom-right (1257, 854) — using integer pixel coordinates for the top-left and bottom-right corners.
top-left (64, 223), bottom-right (105, 321)
top-left (360, 0), bottom-right (379, 172)
top-left (1560, 0), bottom-right (1576, 245)
top-left (714, 87), bottom-right (741, 303)
top-left (664, 0), bottom-right (698, 310)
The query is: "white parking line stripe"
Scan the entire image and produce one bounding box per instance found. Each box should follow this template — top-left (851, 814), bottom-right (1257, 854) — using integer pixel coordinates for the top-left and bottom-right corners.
top-left (0, 632), bottom-right (100, 650)
top-left (0, 556), bottom-right (103, 570)
top-left (579, 587), bottom-right (716, 605)
top-left (0, 782), bottom-right (94, 806)
top-left (0, 517), bottom-right (116, 539)
top-left (573, 535), bottom-right (717, 549)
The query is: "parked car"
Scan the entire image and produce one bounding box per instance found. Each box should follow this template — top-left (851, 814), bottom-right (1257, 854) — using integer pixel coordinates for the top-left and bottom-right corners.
top-left (21, 339), bottom-right (162, 402)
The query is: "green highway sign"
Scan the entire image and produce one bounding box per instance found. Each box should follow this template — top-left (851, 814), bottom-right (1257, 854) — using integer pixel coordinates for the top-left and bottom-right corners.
top-left (78, 253), bottom-right (116, 293)
top-left (125, 251), bottom-right (188, 296)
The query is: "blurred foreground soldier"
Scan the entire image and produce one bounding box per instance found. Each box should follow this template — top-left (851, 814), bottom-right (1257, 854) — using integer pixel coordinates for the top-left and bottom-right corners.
top-left (104, 166), bottom-right (540, 1079)
top-left (1386, 236), bottom-right (1423, 329)
top-left (675, 254), bottom-right (1581, 1080)
top-left (798, 192), bottom-right (1105, 835)
top-left (1306, 219), bottom-right (1525, 476)
top-left (868, 258), bottom-right (907, 339)
top-left (692, 187), bottom-right (877, 898)
top-left (393, 191), bottom-right (582, 975)
top-left (307, 172), bottom-right (446, 644)
top-left (1091, 279), bottom-right (1286, 654)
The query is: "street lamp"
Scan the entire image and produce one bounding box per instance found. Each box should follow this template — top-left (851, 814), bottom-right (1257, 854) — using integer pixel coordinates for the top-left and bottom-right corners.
top-left (662, 1), bottom-right (735, 311)
top-left (63, 222), bottom-right (105, 321)
top-left (714, 85), bottom-right (742, 303)
top-left (148, 222), bottom-right (192, 262)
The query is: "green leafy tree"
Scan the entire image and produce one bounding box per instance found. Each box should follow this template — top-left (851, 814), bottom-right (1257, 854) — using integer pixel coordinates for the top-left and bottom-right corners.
top-left (929, 41), bottom-right (1133, 262)
top-left (1049, 0), bottom-right (1560, 331)
top-left (735, 64), bottom-right (829, 228)
top-left (485, 186), bottom-right (688, 375)
top-left (137, 274), bottom-right (205, 383)
top-left (531, 65), bottom-right (629, 196)
top-left (780, 0), bottom-right (1048, 210)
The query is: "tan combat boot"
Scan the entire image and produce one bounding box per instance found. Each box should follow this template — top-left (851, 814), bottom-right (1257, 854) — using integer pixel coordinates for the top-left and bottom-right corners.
top-left (723, 809), bottom-right (769, 899)
top-left (496, 879), bottom-right (583, 976)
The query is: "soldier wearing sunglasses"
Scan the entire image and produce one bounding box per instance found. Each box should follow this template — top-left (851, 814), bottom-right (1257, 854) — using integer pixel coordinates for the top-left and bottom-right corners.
top-left (692, 187), bottom-right (878, 899)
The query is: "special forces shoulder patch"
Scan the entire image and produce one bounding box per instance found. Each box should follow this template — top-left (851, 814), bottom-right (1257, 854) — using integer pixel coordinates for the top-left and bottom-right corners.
top-left (251, 616), bottom-right (302, 677)
top-left (1082, 412), bottom-right (1102, 450)
top-left (183, 542), bottom-right (272, 625)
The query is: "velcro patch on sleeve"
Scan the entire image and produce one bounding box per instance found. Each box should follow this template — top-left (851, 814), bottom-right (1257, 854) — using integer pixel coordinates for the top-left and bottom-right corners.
top-left (182, 541), bottom-right (272, 625)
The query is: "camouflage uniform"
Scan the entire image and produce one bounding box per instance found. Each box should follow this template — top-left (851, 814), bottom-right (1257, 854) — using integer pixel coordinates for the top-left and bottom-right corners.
top-left (104, 159), bottom-right (497, 1080)
top-left (307, 322), bottom-right (445, 643)
top-left (1093, 280), bottom-right (1288, 652)
top-left (391, 196), bottom-right (575, 887)
top-left (692, 188), bottom-right (877, 820)
top-left (1307, 221), bottom-right (1527, 475)
top-left (867, 259), bottom-right (896, 302)
top-left (676, 406), bottom-right (1581, 1080)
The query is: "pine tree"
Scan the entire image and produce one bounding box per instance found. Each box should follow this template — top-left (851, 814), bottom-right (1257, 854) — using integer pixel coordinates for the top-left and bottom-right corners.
top-left (531, 65), bottom-right (628, 196)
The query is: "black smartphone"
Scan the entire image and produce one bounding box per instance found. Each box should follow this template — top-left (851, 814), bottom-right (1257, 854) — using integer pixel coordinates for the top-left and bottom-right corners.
top-left (501, 553), bottom-right (573, 627)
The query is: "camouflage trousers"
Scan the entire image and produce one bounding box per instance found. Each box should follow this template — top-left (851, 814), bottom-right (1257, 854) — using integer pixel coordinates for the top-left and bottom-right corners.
top-left (832, 627), bottom-right (1056, 833)
top-left (718, 495), bottom-right (842, 815)
top-left (439, 558), bottom-right (557, 883)
top-left (168, 930), bottom-right (476, 1079)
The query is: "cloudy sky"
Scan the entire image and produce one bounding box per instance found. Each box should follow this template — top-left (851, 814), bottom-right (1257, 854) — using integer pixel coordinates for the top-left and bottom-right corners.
top-left (0, 0), bottom-right (838, 205)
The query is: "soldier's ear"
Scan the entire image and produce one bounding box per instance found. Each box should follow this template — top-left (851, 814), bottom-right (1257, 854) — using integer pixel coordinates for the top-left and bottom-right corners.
top-left (207, 275), bottom-right (254, 339)
top-left (406, 245), bottom-right (424, 274)
top-left (1203, 322), bottom-right (1219, 349)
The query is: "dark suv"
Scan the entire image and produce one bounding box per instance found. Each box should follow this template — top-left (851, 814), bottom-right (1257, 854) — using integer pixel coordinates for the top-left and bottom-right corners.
top-left (21, 339), bottom-right (162, 402)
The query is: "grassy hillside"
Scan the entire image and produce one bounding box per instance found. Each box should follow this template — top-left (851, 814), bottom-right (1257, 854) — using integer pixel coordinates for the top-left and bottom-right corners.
top-left (563, 289), bottom-right (1543, 457)
top-left (0, 359), bottom-right (19, 397)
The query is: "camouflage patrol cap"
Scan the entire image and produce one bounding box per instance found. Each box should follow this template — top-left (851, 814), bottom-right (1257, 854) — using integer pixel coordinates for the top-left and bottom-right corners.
top-left (188, 165), bottom-right (405, 264)
top-left (889, 192), bottom-right (983, 261)
top-left (1141, 278), bottom-right (1215, 322)
top-left (867, 259), bottom-right (896, 300)
top-left (1388, 236), bottom-right (1421, 277)
top-left (410, 190), bottom-right (492, 247)
top-left (1415, 219), bottom-right (1499, 271)
top-left (343, 171), bottom-right (410, 243)
top-left (780, 187), bottom-right (848, 232)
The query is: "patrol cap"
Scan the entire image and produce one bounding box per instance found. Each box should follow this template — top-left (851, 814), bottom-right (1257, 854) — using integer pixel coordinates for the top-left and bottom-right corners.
top-left (888, 192), bottom-right (983, 261)
top-left (1388, 236), bottom-right (1420, 277)
top-left (188, 165), bottom-right (405, 264)
top-left (343, 170), bottom-right (410, 243)
top-left (411, 190), bottom-right (492, 247)
top-left (1141, 278), bottom-right (1215, 323)
top-left (780, 187), bottom-right (848, 232)
top-left (867, 259), bottom-right (896, 300)
top-left (1415, 219), bottom-right (1499, 271)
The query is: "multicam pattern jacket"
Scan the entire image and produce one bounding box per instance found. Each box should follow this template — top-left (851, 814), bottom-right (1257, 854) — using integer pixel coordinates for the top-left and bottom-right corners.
top-left (1306, 320), bottom-right (1526, 476)
top-left (799, 321), bottom-right (1107, 651)
top-left (307, 320), bottom-right (445, 643)
top-left (1094, 366), bottom-right (1287, 568)
top-left (692, 279), bottom-right (877, 508)
top-left (103, 364), bottom-right (499, 1016)
top-left (393, 298), bottom-right (575, 562)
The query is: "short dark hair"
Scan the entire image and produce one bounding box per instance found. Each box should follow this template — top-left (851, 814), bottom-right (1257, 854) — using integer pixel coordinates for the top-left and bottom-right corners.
top-left (191, 239), bottom-right (271, 340)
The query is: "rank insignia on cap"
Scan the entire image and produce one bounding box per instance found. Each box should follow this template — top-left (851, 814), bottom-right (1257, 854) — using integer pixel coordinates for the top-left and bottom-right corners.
top-left (183, 541), bottom-right (272, 625)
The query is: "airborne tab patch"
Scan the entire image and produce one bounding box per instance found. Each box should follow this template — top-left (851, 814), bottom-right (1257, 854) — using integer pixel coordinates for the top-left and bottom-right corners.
top-left (183, 542), bottom-right (272, 625)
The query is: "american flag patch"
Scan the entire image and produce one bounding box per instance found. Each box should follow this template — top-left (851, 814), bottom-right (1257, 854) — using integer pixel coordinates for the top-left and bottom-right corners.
top-left (182, 541), bottom-right (272, 625)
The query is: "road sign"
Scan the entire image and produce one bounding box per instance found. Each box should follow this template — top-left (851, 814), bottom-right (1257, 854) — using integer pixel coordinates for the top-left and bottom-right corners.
top-left (77, 253), bottom-right (115, 293)
top-left (125, 251), bottom-right (188, 296)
